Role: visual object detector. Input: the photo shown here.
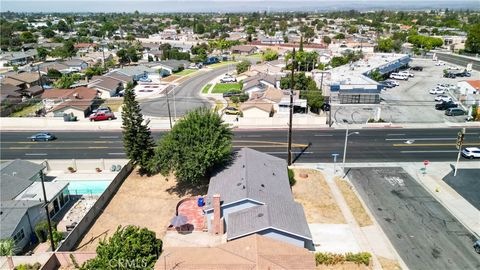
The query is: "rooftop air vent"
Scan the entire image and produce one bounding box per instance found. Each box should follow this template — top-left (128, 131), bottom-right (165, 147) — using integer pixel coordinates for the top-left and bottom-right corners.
top-left (257, 213), bottom-right (264, 218)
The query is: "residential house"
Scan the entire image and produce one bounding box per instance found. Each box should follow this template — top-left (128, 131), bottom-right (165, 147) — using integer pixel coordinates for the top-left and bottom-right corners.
top-left (114, 65), bottom-right (159, 81)
top-left (0, 83), bottom-right (24, 105)
top-left (0, 49), bottom-right (36, 67)
top-left (250, 61), bottom-right (286, 76)
top-left (457, 80), bottom-right (480, 107)
top-left (2, 72), bottom-right (44, 90)
top-left (242, 73), bottom-right (282, 97)
top-left (39, 59), bottom-right (88, 74)
top-left (204, 148), bottom-right (313, 250)
top-left (142, 49), bottom-right (163, 62)
top-left (80, 51), bottom-right (114, 66)
top-left (231, 45), bottom-right (258, 55)
top-left (41, 87), bottom-right (99, 118)
top-left (146, 60), bottom-right (190, 76)
top-left (155, 234), bottom-right (315, 270)
top-left (0, 160), bottom-right (70, 253)
top-left (88, 75), bottom-right (125, 98)
top-left (74, 43), bottom-right (97, 53)
top-left (240, 99), bottom-right (274, 118)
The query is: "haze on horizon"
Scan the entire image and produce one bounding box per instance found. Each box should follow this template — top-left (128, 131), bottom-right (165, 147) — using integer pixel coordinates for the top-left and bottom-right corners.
top-left (1, 0), bottom-right (479, 13)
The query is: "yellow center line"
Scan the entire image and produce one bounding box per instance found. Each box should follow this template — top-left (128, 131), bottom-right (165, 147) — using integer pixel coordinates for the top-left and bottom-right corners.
top-left (393, 143), bottom-right (480, 147)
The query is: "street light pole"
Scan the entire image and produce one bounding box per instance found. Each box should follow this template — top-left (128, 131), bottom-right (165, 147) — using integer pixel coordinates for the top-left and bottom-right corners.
top-left (287, 48), bottom-right (296, 166)
top-left (343, 127), bottom-right (359, 166)
top-left (40, 171), bottom-right (55, 251)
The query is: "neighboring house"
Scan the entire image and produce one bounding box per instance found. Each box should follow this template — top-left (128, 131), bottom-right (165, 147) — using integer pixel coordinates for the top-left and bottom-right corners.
top-left (74, 43), bottom-right (97, 53)
top-left (80, 51), bottom-right (114, 66)
top-left (88, 75), bottom-right (124, 98)
top-left (41, 87), bottom-right (99, 118)
top-left (62, 59), bottom-right (89, 71)
top-left (2, 72), bottom-right (44, 90)
top-left (146, 60), bottom-right (190, 75)
top-left (457, 80), bottom-right (480, 107)
top-left (231, 45), bottom-right (258, 55)
top-left (0, 49), bottom-right (36, 67)
top-left (0, 83), bottom-right (24, 105)
top-left (114, 66), bottom-right (159, 81)
top-left (204, 148), bottom-right (313, 250)
top-left (142, 49), bottom-right (163, 62)
top-left (39, 59), bottom-right (88, 74)
top-left (250, 62), bottom-right (286, 76)
top-left (156, 234), bottom-right (315, 270)
top-left (240, 100), bottom-right (274, 118)
top-left (242, 73), bottom-right (282, 97)
top-left (0, 160), bottom-right (70, 253)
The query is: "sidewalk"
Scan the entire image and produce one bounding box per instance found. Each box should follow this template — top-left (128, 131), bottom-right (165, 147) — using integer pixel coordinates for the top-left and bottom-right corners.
top-left (1, 116), bottom-right (479, 131)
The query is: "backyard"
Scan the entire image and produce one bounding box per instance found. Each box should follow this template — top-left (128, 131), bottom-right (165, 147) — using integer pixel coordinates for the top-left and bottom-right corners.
top-left (75, 169), bottom-right (191, 251)
top-left (211, 82), bottom-right (242, 94)
top-left (292, 168), bottom-right (345, 224)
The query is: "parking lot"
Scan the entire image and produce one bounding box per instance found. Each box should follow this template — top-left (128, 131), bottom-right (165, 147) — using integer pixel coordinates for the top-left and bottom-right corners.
top-left (347, 167), bottom-right (480, 270)
top-left (443, 168), bottom-right (480, 210)
top-left (333, 58), bottom-right (479, 124)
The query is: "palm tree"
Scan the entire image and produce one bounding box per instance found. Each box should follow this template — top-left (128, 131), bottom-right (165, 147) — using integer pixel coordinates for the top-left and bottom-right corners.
top-left (0, 239), bottom-right (16, 256)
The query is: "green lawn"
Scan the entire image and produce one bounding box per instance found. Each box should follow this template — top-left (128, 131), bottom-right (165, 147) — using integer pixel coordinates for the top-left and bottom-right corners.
top-left (211, 83), bottom-right (242, 94)
top-left (201, 84), bottom-right (212, 94)
top-left (208, 61), bottom-right (238, 69)
top-left (175, 69), bottom-right (197, 76)
top-left (10, 102), bottom-right (43, 117)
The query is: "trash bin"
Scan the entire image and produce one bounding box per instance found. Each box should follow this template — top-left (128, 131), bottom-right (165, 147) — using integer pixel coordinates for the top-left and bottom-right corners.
top-left (197, 197), bottom-right (204, 207)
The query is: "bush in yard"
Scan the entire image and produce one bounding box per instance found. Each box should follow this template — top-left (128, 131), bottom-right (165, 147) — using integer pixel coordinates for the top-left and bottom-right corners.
top-left (345, 252), bottom-right (372, 266)
top-left (287, 168), bottom-right (296, 186)
top-left (14, 263), bottom-right (41, 270)
top-left (0, 239), bottom-right (16, 256)
top-left (315, 252), bottom-right (372, 266)
top-left (236, 60), bottom-right (251, 74)
top-left (149, 107), bottom-right (233, 186)
top-left (34, 220), bottom-right (57, 243)
top-left (81, 225), bottom-right (162, 270)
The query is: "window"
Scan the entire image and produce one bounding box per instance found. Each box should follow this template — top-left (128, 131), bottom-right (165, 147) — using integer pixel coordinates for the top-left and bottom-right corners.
top-left (13, 228), bottom-right (25, 243)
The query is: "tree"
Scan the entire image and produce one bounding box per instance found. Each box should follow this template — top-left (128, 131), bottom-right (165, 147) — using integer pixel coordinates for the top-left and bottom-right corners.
top-left (465, 23), bottom-right (480, 54)
top-left (323, 36), bottom-right (332, 45)
top-left (334, 33), bottom-right (345, 40)
top-left (121, 86), bottom-right (155, 172)
top-left (0, 239), bottom-right (16, 256)
top-left (305, 79), bottom-right (324, 113)
top-left (42, 28), bottom-right (56, 39)
top-left (262, 49), bottom-right (278, 61)
top-left (81, 225), bottom-right (162, 270)
top-left (20, 31), bottom-right (36, 43)
top-left (236, 60), bottom-right (251, 74)
top-left (54, 74), bottom-right (81, 88)
top-left (37, 47), bottom-right (49, 60)
top-left (47, 69), bottom-right (62, 79)
top-left (369, 69), bottom-right (383, 81)
top-left (376, 38), bottom-right (394, 52)
top-left (57, 20), bottom-right (69, 32)
top-left (149, 107), bottom-right (233, 186)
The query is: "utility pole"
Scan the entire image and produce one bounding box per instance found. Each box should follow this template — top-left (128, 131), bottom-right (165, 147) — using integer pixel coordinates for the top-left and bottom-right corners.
top-left (287, 48), bottom-right (296, 166)
top-left (40, 171), bottom-right (55, 251)
top-left (166, 85), bottom-right (173, 129)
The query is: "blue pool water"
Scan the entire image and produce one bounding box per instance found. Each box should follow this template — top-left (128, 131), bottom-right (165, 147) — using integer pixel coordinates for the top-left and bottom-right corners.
top-left (66, 180), bottom-right (111, 195)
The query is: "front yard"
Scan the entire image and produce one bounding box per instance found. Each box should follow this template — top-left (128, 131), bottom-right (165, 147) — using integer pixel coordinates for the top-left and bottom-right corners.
top-left (175, 69), bottom-right (198, 76)
top-left (211, 83), bottom-right (242, 94)
top-left (9, 102), bottom-right (43, 117)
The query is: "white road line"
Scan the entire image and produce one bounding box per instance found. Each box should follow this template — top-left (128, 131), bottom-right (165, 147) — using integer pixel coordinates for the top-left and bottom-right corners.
top-left (243, 135), bottom-right (262, 138)
top-left (386, 138), bottom-right (456, 141)
top-left (314, 134), bottom-right (333, 137)
top-left (264, 151), bottom-right (314, 154)
top-left (100, 136), bottom-right (119, 139)
top-left (400, 150), bottom-right (458, 153)
top-left (107, 153), bottom-right (125, 155)
top-left (386, 133), bottom-right (406, 136)
top-left (466, 132), bottom-right (479, 135)
top-left (25, 153), bottom-right (47, 156)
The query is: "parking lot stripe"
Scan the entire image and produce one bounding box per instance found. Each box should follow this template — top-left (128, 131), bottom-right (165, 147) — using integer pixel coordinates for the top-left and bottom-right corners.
top-left (386, 138), bottom-right (456, 141)
top-left (400, 150), bottom-right (458, 153)
top-left (25, 153), bottom-right (48, 156)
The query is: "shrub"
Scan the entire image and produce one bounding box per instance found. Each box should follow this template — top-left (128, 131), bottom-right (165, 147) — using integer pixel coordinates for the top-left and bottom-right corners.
top-left (345, 252), bottom-right (372, 266)
top-left (14, 263), bottom-right (41, 270)
top-left (315, 252), bottom-right (372, 266)
top-left (34, 220), bottom-right (56, 243)
top-left (287, 168), bottom-right (296, 186)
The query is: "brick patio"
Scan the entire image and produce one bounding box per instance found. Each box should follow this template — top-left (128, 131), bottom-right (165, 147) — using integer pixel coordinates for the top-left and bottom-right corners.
top-left (177, 198), bottom-right (205, 231)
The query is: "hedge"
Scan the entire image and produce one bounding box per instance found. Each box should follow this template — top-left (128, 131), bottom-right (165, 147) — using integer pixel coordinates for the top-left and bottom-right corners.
top-left (315, 252), bottom-right (372, 266)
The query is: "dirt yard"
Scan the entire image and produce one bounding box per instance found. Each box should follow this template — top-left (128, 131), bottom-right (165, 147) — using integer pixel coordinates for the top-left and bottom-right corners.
top-left (75, 169), bottom-right (186, 251)
top-left (335, 177), bottom-right (373, 227)
top-left (292, 168), bottom-right (345, 224)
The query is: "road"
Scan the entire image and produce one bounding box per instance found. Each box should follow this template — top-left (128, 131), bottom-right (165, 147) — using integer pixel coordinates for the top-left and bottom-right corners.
top-left (1, 128), bottom-right (480, 161)
top-left (435, 52), bottom-right (480, 71)
top-left (140, 65), bottom-right (232, 117)
top-left (348, 167), bottom-right (480, 270)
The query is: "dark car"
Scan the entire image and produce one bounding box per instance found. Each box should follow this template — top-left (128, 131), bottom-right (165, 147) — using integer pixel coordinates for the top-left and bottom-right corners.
top-left (29, 132), bottom-right (56, 142)
top-left (379, 81), bottom-right (394, 89)
top-left (456, 71), bottom-right (471, 77)
top-left (222, 91), bottom-right (241, 98)
top-left (435, 101), bottom-right (458, 110)
top-left (443, 72), bottom-right (456, 78)
top-left (411, 66), bottom-right (423, 71)
top-left (474, 240), bottom-right (480, 253)
top-left (445, 108), bottom-right (465, 116)
top-left (321, 103), bottom-right (331, 112)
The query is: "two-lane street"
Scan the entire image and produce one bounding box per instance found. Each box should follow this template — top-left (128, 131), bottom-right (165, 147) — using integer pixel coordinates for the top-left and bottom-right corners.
top-left (1, 128), bottom-right (479, 162)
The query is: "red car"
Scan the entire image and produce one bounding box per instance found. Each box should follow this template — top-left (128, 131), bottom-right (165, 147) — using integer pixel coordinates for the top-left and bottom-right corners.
top-left (89, 112), bottom-right (115, 121)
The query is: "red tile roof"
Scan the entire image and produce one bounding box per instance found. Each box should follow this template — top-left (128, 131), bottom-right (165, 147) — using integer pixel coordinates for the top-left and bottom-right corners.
top-left (466, 80), bottom-right (480, 90)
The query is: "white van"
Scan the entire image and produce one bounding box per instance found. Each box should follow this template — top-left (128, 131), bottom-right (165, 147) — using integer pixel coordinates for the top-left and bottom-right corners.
top-left (399, 70), bottom-right (414, 78)
top-left (390, 73), bottom-right (408, 80)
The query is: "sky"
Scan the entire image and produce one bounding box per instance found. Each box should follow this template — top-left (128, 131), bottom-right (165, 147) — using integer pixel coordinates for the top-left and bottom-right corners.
top-left (1, 0), bottom-right (479, 13)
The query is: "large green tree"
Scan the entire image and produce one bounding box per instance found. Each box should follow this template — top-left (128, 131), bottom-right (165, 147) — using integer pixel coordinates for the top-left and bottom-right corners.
top-left (81, 226), bottom-right (162, 270)
top-left (236, 60), bottom-right (251, 74)
top-left (150, 107), bottom-right (233, 185)
top-left (465, 23), bottom-right (480, 54)
top-left (121, 86), bottom-right (155, 172)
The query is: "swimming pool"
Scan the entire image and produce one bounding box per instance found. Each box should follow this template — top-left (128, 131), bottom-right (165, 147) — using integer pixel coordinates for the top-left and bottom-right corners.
top-left (66, 180), bottom-right (111, 195)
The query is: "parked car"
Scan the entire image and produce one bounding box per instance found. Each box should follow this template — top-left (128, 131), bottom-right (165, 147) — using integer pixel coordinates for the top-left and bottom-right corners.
top-left (222, 91), bottom-right (241, 98)
top-left (379, 81), bottom-right (394, 88)
top-left (462, 147), bottom-right (480, 159)
top-left (443, 72), bottom-right (456, 78)
top-left (430, 88), bottom-right (445, 95)
top-left (390, 73), bottom-right (408, 80)
top-left (411, 66), bottom-right (423, 71)
top-left (445, 107), bottom-right (465, 116)
top-left (223, 106), bottom-right (240, 115)
top-left (92, 107), bottom-right (112, 114)
top-left (435, 95), bottom-right (452, 102)
top-left (385, 79), bottom-right (399, 86)
top-left (220, 75), bottom-right (237, 83)
top-left (89, 111), bottom-right (116, 121)
top-left (435, 61), bottom-right (446, 66)
top-left (456, 71), bottom-right (471, 77)
top-left (399, 71), bottom-right (414, 77)
top-left (30, 132), bottom-right (56, 142)
top-left (435, 101), bottom-right (457, 110)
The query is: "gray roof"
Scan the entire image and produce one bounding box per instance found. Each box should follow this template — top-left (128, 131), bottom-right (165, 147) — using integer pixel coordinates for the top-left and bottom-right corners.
top-left (116, 66), bottom-right (157, 77)
top-left (206, 148), bottom-right (293, 210)
top-left (147, 60), bottom-right (190, 70)
top-left (243, 73), bottom-right (281, 91)
top-left (1, 160), bottom-right (45, 201)
top-left (0, 200), bottom-right (42, 239)
top-left (227, 202), bottom-right (312, 241)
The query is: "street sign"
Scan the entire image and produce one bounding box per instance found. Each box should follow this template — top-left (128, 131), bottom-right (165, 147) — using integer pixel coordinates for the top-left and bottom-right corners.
top-left (423, 160), bottom-right (429, 166)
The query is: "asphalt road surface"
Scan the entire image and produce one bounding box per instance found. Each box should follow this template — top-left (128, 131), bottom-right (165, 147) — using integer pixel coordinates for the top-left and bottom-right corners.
top-left (1, 128), bottom-right (480, 161)
top-left (347, 167), bottom-right (480, 270)
top-left (435, 52), bottom-right (480, 71)
top-left (140, 65), bottom-right (232, 117)
top-left (443, 168), bottom-right (480, 210)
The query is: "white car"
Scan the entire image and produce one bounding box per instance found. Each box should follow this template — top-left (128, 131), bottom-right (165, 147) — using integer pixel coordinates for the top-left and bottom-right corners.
top-left (448, 66), bottom-right (460, 70)
top-left (435, 61), bottom-right (446, 66)
top-left (390, 73), bottom-right (408, 80)
top-left (385, 79), bottom-right (399, 86)
top-left (461, 147), bottom-right (480, 159)
top-left (399, 71), bottom-right (414, 77)
top-left (435, 95), bottom-right (452, 102)
top-left (220, 75), bottom-right (236, 83)
top-left (430, 88), bottom-right (445, 94)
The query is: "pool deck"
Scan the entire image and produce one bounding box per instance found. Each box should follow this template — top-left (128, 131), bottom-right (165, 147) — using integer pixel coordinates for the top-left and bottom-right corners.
top-left (49, 171), bottom-right (118, 181)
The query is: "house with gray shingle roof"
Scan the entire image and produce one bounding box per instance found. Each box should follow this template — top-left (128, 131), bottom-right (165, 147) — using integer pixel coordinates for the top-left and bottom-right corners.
top-left (0, 160), bottom-right (70, 253)
top-left (205, 148), bottom-right (313, 250)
